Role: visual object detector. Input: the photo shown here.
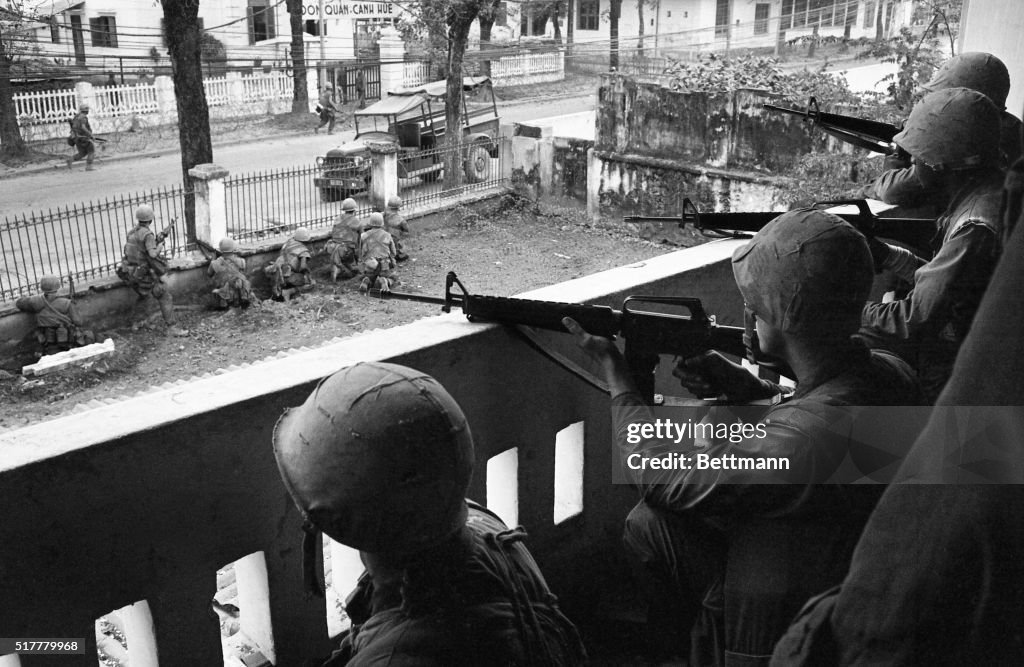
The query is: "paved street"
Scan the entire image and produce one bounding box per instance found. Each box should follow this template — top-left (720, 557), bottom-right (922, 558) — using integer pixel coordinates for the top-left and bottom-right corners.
top-left (0, 93), bottom-right (598, 218)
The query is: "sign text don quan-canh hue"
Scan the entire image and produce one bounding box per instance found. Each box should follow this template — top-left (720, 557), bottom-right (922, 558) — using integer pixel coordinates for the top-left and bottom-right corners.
top-left (301, 2), bottom-right (396, 19)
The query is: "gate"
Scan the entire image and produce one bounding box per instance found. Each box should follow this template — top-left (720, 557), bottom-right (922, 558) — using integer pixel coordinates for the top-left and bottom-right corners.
top-left (330, 63), bottom-right (381, 106)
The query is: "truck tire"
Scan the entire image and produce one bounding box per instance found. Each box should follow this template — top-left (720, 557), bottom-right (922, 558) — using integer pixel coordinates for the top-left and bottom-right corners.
top-left (464, 144), bottom-right (491, 183)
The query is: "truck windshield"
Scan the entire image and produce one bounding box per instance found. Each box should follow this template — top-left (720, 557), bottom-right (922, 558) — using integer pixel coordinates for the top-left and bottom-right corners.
top-left (465, 84), bottom-right (496, 120)
top-left (356, 115), bottom-right (392, 134)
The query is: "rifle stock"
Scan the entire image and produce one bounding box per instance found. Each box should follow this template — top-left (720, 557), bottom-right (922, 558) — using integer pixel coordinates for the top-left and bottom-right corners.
top-left (763, 96), bottom-right (900, 155)
top-left (368, 272), bottom-right (749, 402)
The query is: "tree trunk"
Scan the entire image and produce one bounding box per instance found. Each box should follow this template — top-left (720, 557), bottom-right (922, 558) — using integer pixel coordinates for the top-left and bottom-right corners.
top-left (160, 0), bottom-right (213, 242)
top-left (637, 0), bottom-right (645, 55)
top-left (0, 27), bottom-right (28, 159)
top-left (610, 0), bottom-right (621, 70)
top-left (479, 0), bottom-right (501, 77)
top-left (285, 0), bottom-right (310, 113)
top-left (445, 3), bottom-right (480, 190)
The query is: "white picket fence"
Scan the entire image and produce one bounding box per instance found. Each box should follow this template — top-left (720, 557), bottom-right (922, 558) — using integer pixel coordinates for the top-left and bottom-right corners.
top-left (13, 71), bottom-right (295, 131)
top-left (402, 49), bottom-right (565, 89)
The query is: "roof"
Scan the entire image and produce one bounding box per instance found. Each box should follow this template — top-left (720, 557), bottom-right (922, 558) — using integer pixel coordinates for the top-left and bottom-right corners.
top-left (29, 0), bottom-right (83, 17)
top-left (354, 93), bottom-right (430, 117)
top-left (390, 76), bottom-right (491, 99)
top-left (355, 76), bottom-right (491, 118)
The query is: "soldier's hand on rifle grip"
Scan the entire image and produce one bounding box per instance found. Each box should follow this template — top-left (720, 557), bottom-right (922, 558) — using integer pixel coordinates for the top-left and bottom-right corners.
top-left (673, 351), bottom-right (776, 402)
top-left (563, 317), bottom-right (637, 397)
top-left (883, 145), bottom-right (912, 171)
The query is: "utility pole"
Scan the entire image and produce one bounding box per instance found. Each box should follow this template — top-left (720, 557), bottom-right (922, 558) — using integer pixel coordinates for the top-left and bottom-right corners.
top-left (318, 0), bottom-right (326, 89)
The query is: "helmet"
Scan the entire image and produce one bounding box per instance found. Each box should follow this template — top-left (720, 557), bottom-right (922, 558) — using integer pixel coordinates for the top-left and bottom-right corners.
top-left (893, 88), bottom-right (1001, 171)
top-left (218, 237), bottom-right (239, 253)
top-left (368, 212), bottom-right (384, 228)
top-left (39, 275), bottom-right (61, 293)
top-left (78, 103), bottom-right (90, 112)
top-left (732, 209), bottom-right (872, 336)
top-left (135, 205), bottom-right (155, 223)
top-left (922, 52), bottom-right (1010, 109)
top-left (273, 362), bottom-right (474, 555)
top-left (387, 195), bottom-right (402, 210)
top-left (341, 198), bottom-right (357, 212)
top-left (293, 227), bottom-right (311, 243)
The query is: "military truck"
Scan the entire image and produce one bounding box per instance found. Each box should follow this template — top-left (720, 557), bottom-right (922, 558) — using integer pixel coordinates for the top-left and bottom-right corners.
top-left (314, 76), bottom-right (501, 202)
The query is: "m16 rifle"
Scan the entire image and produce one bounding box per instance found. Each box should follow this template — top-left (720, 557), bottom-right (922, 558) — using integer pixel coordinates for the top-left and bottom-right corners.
top-left (367, 272), bottom-right (752, 403)
top-left (626, 198), bottom-right (935, 258)
top-left (763, 97), bottom-right (901, 155)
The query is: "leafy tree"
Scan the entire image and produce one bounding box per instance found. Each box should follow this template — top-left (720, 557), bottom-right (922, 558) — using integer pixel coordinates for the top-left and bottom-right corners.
top-left (858, 0), bottom-right (961, 110)
top-left (285, 0), bottom-right (310, 113)
top-left (159, 0), bottom-right (212, 240)
top-left (0, 0), bottom-right (31, 160)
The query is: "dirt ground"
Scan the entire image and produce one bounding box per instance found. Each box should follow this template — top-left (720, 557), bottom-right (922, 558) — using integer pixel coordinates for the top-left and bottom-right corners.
top-left (0, 193), bottom-right (691, 431)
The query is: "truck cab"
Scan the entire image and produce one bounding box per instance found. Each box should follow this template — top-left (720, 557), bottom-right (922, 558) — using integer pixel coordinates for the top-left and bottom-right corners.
top-left (314, 76), bottom-right (501, 202)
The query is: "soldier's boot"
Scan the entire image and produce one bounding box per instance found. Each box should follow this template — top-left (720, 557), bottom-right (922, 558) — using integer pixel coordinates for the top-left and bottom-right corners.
top-left (282, 287), bottom-right (297, 301)
top-left (166, 325), bottom-right (189, 337)
top-left (66, 157), bottom-right (74, 169)
top-left (396, 251), bottom-right (409, 262)
top-left (85, 164), bottom-right (95, 172)
top-left (358, 277), bottom-right (372, 293)
top-left (331, 266), bottom-right (340, 282)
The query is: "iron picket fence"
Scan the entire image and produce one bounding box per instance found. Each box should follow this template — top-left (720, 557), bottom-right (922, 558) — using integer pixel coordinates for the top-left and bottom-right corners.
top-left (223, 163), bottom-right (374, 242)
top-left (400, 139), bottom-right (508, 210)
top-left (1, 187), bottom-right (193, 303)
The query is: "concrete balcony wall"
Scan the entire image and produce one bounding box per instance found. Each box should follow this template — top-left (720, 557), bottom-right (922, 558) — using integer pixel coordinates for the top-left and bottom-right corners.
top-left (0, 240), bottom-right (746, 665)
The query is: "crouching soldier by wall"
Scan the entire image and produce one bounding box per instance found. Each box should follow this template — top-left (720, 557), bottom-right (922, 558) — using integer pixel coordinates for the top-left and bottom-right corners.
top-left (273, 362), bottom-right (588, 667)
top-left (16, 275), bottom-right (95, 357)
top-left (265, 227), bottom-right (314, 301)
top-left (325, 198), bottom-right (366, 282)
top-left (358, 212), bottom-right (397, 293)
top-left (384, 195), bottom-right (410, 262)
top-left (118, 204), bottom-right (188, 337)
top-left (208, 237), bottom-right (258, 310)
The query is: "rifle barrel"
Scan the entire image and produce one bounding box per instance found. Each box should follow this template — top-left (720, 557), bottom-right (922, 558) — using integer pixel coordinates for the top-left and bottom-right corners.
top-left (367, 289), bottom-right (453, 308)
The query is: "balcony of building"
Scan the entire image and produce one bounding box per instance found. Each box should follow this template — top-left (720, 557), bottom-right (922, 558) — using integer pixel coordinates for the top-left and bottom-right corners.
top-left (0, 239), bottom-right (746, 666)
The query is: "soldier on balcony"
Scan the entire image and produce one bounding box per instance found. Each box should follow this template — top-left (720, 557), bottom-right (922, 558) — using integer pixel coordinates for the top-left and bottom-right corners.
top-left (273, 361), bottom-right (588, 667)
top-left (566, 209), bottom-right (922, 665)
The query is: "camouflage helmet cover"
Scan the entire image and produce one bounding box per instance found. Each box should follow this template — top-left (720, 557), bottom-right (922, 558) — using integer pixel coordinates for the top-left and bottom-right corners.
top-left (368, 212), bottom-right (384, 228)
top-left (273, 362), bottom-right (474, 555)
top-left (39, 275), bottom-right (62, 293)
top-left (341, 198), bottom-right (358, 212)
top-left (893, 87), bottom-right (1001, 171)
top-left (218, 237), bottom-right (239, 253)
top-left (922, 52), bottom-right (1011, 109)
top-left (732, 208), bottom-right (873, 335)
top-left (387, 195), bottom-right (402, 209)
top-left (135, 204), bottom-right (155, 223)
top-left (293, 227), bottom-right (312, 243)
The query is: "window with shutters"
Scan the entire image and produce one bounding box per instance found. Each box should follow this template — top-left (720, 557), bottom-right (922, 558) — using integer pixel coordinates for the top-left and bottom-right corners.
top-left (715, 0), bottom-right (730, 38)
top-left (754, 3), bottom-right (769, 34)
top-left (89, 15), bottom-right (117, 48)
top-left (577, 0), bottom-right (598, 31)
top-left (247, 0), bottom-right (276, 44)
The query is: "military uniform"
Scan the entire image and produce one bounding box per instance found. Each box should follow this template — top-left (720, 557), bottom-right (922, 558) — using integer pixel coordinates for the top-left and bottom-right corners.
top-left (326, 503), bottom-right (587, 667)
top-left (68, 106), bottom-right (96, 170)
top-left (208, 242), bottom-right (257, 309)
top-left (325, 211), bottom-right (364, 280)
top-left (119, 207), bottom-right (186, 335)
top-left (265, 232), bottom-right (313, 299)
top-left (16, 285), bottom-right (88, 355)
top-left (358, 218), bottom-right (397, 292)
top-left (316, 86), bottom-right (338, 135)
top-left (616, 347), bottom-right (921, 666)
top-left (861, 88), bottom-right (1007, 402)
top-left (384, 208), bottom-right (410, 261)
top-left (274, 362), bottom-right (587, 667)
